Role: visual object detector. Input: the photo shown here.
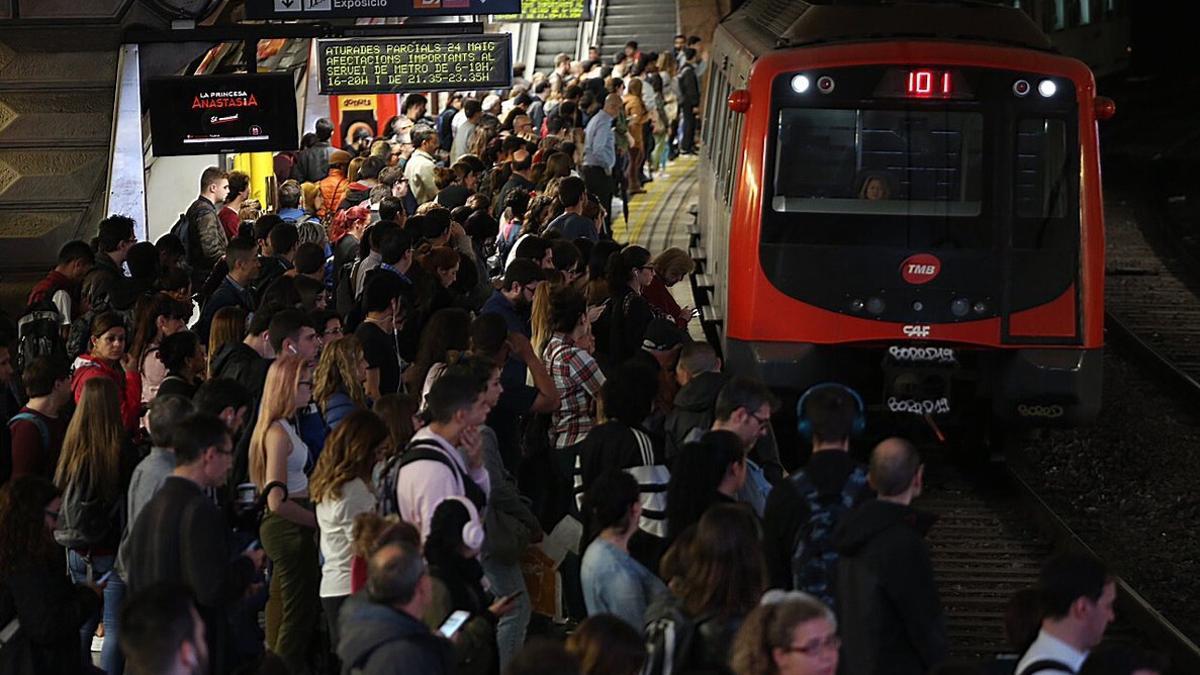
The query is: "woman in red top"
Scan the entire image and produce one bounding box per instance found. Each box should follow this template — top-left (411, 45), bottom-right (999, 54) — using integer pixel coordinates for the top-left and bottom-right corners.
top-left (70, 311), bottom-right (141, 432)
top-left (641, 247), bottom-right (696, 329)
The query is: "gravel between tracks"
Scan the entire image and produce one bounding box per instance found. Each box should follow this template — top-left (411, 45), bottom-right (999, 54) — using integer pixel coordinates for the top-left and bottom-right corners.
top-left (1012, 346), bottom-right (1200, 644)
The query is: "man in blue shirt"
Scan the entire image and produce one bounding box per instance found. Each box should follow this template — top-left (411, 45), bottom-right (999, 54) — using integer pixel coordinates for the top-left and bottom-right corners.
top-left (582, 94), bottom-right (622, 233)
top-left (480, 258), bottom-right (544, 337)
top-left (543, 176), bottom-right (598, 241)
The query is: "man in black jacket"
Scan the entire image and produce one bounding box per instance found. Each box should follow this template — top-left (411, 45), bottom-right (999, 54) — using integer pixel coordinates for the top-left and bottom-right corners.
top-left (339, 539), bottom-right (453, 675)
top-left (294, 118), bottom-right (336, 183)
top-left (121, 414), bottom-right (266, 673)
top-left (194, 237), bottom-right (259, 341)
top-left (664, 343), bottom-right (783, 482)
top-left (186, 167), bottom-right (230, 289)
top-left (835, 437), bottom-right (946, 675)
top-left (677, 48), bottom-right (701, 154)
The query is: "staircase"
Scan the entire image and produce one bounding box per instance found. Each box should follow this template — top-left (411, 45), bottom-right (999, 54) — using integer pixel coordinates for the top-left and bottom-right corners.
top-left (0, 26), bottom-right (118, 310)
top-left (533, 23), bottom-right (581, 72)
top-left (0, 1), bottom-right (177, 314)
top-left (596, 0), bottom-right (677, 60)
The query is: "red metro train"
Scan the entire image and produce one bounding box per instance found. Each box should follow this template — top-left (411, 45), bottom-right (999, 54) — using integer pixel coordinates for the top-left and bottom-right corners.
top-left (695, 0), bottom-right (1112, 432)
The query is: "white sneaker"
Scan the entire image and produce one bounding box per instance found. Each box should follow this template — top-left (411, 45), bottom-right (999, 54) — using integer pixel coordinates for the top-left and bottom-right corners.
top-left (91, 634), bottom-right (104, 652)
top-left (659, 171), bottom-right (670, 179)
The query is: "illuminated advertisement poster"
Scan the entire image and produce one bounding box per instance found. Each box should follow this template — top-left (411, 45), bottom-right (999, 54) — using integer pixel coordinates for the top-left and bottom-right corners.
top-left (317, 34), bottom-right (512, 95)
top-left (148, 73), bottom-right (299, 156)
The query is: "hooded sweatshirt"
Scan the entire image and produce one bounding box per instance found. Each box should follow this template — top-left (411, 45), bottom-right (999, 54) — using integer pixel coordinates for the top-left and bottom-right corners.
top-left (337, 594), bottom-right (453, 675)
top-left (833, 500), bottom-right (946, 675)
top-left (71, 353), bottom-right (141, 432)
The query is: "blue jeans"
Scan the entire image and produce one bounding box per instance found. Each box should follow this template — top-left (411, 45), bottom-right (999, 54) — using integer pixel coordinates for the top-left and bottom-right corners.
top-left (66, 551), bottom-right (125, 674)
top-left (481, 556), bottom-right (531, 669)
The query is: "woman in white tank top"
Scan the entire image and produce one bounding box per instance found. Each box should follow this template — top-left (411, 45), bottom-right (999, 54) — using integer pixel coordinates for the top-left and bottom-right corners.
top-left (249, 354), bottom-right (320, 675)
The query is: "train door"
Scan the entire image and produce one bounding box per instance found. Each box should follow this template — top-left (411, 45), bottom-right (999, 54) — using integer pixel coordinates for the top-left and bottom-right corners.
top-left (999, 114), bottom-right (1083, 344)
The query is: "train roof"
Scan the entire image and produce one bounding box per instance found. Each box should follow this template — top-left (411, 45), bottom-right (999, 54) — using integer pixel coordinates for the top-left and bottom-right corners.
top-left (721, 0), bottom-right (1054, 56)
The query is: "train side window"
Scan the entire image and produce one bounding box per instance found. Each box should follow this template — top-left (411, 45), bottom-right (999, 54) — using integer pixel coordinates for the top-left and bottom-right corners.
top-left (1013, 118), bottom-right (1073, 249)
top-left (723, 112), bottom-right (744, 205)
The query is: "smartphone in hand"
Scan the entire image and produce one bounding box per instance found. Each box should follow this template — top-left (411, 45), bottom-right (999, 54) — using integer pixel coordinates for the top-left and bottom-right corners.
top-left (438, 610), bottom-right (470, 638)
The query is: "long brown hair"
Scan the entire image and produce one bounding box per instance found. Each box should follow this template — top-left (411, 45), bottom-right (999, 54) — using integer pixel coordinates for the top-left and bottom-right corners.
top-left (676, 504), bottom-right (766, 619)
top-left (55, 377), bottom-right (124, 501)
top-left (207, 305), bottom-right (247, 378)
top-left (248, 354), bottom-right (307, 488)
top-left (0, 476), bottom-right (61, 575)
top-left (373, 393), bottom-right (419, 462)
top-left (566, 615), bottom-right (647, 675)
top-left (309, 409), bottom-right (388, 503)
top-left (314, 335), bottom-right (368, 414)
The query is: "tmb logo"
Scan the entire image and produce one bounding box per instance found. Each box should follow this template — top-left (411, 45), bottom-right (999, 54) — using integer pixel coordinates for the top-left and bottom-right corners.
top-left (900, 253), bottom-right (941, 285)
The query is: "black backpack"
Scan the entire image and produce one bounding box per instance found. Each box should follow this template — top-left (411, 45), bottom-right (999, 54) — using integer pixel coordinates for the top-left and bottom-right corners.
top-left (53, 478), bottom-right (121, 550)
top-left (642, 595), bottom-right (715, 675)
top-left (790, 465), bottom-right (869, 606)
top-left (334, 258), bottom-right (362, 319)
top-left (170, 213), bottom-right (190, 260)
top-left (376, 439), bottom-right (488, 517)
top-left (15, 300), bottom-right (67, 373)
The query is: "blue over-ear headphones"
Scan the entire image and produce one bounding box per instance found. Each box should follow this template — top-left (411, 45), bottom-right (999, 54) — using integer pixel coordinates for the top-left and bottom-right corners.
top-left (796, 382), bottom-right (866, 439)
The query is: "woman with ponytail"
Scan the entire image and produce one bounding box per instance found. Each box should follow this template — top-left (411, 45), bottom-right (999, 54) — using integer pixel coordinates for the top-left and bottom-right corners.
top-left (579, 470), bottom-right (667, 631)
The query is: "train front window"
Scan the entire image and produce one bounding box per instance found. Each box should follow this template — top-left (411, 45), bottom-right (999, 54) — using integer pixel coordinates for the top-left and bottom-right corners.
top-left (772, 108), bottom-right (984, 218)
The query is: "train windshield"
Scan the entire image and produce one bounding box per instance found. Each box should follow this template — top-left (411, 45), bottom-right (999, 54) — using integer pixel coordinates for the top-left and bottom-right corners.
top-left (772, 108), bottom-right (984, 217)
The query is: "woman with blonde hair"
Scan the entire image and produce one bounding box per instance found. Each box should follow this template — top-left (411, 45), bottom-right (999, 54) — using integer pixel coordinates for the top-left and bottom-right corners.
top-left (300, 181), bottom-right (323, 218)
top-left (206, 305), bottom-right (247, 379)
top-left (313, 334), bottom-right (369, 429)
top-left (54, 376), bottom-right (133, 669)
top-left (248, 353), bottom-right (319, 674)
top-left (530, 269), bottom-right (567, 358)
top-left (310, 409), bottom-right (390, 652)
top-left (730, 591), bottom-right (839, 675)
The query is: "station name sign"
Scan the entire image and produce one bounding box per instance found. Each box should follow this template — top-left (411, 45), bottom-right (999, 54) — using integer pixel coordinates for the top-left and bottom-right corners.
top-left (246, 0), bottom-right (520, 19)
top-left (317, 35), bottom-right (512, 95)
top-left (494, 0), bottom-right (589, 22)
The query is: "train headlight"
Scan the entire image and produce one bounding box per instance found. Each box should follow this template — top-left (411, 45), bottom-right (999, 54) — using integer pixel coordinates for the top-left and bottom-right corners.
top-left (1012, 79), bottom-right (1031, 97)
top-left (1038, 79), bottom-right (1057, 98)
top-left (950, 298), bottom-right (970, 317)
top-left (817, 76), bottom-right (835, 94)
top-left (866, 297), bottom-right (885, 315)
top-left (972, 301), bottom-right (988, 315)
top-left (791, 75), bottom-right (811, 94)
top-left (850, 298), bottom-right (865, 312)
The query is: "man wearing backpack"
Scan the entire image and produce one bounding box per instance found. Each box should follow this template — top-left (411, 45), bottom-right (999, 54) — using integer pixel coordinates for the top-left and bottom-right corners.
top-left (7, 356), bottom-right (70, 481)
top-left (763, 383), bottom-right (871, 596)
top-left (1013, 553), bottom-right (1115, 675)
top-left (187, 167), bottom-right (231, 289)
top-left (389, 372), bottom-right (491, 541)
top-left (835, 437), bottom-right (945, 675)
top-left (26, 240), bottom-right (94, 339)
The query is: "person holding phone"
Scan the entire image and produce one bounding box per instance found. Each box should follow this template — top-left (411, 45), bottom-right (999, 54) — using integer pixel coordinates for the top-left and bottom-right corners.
top-left (422, 498), bottom-right (519, 675)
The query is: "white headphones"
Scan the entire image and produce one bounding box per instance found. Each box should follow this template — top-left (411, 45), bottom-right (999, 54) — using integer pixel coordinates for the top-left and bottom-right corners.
top-left (445, 496), bottom-right (485, 551)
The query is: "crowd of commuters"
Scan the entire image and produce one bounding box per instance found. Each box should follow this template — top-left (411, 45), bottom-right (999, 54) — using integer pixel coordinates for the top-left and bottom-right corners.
top-left (0, 38), bottom-right (1166, 675)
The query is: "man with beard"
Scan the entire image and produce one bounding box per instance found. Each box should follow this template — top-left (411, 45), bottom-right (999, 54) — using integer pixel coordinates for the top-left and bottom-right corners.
top-left (480, 258), bottom-right (544, 338)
